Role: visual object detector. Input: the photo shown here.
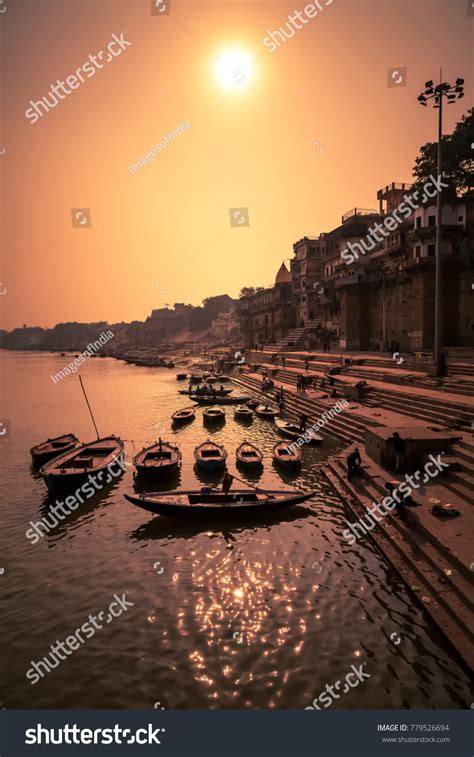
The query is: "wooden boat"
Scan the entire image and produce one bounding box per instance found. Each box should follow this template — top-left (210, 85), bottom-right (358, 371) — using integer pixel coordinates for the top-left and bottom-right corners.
top-left (30, 433), bottom-right (80, 467)
top-left (234, 406), bottom-right (253, 421)
top-left (275, 418), bottom-right (323, 445)
top-left (246, 399), bottom-right (259, 409)
top-left (236, 442), bottom-right (263, 468)
top-left (203, 407), bottom-right (225, 424)
top-left (176, 373), bottom-right (188, 381)
top-left (133, 440), bottom-right (181, 476)
top-left (189, 374), bottom-right (202, 383)
top-left (273, 442), bottom-right (301, 469)
top-left (216, 375), bottom-right (229, 382)
top-left (124, 487), bottom-right (314, 517)
top-left (255, 404), bottom-right (279, 420)
top-left (40, 436), bottom-right (124, 490)
top-left (191, 396), bottom-right (251, 405)
top-left (172, 408), bottom-right (195, 424)
top-left (178, 388), bottom-right (232, 396)
top-left (207, 376), bottom-right (217, 384)
top-left (194, 441), bottom-right (227, 471)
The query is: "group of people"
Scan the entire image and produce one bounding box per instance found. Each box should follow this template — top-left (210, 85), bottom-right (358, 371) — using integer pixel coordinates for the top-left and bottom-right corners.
top-left (296, 374), bottom-right (307, 394)
top-left (346, 432), bottom-right (411, 519)
top-left (271, 353), bottom-right (286, 367)
top-left (191, 383), bottom-right (225, 397)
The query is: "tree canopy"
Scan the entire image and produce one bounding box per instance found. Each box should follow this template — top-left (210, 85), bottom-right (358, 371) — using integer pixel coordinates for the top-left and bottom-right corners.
top-left (412, 108), bottom-right (474, 194)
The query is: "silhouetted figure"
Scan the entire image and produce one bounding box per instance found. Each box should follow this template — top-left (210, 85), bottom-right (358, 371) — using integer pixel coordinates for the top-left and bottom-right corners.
top-left (390, 432), bottom-right (406, 472)
top-left (299, 413), bottom-right (308, 432)
top-left (347, 448), bottom-right (362, 481)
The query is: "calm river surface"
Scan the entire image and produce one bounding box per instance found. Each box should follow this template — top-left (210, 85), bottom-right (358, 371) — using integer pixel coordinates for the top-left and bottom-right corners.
top-left (1, 351), bottom-right (472, 709)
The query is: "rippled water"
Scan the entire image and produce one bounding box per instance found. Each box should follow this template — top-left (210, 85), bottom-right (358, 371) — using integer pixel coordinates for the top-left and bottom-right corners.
top-left (1, 351), bottom-right (472, 709)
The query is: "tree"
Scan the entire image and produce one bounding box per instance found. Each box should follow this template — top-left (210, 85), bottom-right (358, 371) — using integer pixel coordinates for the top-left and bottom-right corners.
top-left (239, 287), bottom-right (256, 298)
top-left (412, 108), bottom-right (474, 194)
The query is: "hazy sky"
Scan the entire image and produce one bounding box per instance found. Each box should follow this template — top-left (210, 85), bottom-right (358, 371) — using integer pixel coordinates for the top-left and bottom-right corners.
top-left (1, 0), bottom-right (472, 329)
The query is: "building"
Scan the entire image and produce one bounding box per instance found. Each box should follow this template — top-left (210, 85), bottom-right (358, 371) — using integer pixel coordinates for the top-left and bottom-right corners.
top-left (240, 182), bottom-right (474, 353)
top-left (210, 307), bottom-right (242, 344)
top-left (290, 235), bottom-right (325, 327)
top-left (237, 263), bottom-right (294, 348)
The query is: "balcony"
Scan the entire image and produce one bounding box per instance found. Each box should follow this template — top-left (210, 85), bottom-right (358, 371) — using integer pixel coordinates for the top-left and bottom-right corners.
top-left (335, 273), bottom-right (364, 288)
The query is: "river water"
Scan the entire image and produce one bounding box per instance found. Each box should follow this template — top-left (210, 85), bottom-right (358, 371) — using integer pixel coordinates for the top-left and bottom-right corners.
top-left (1, 351), bottom-right (472, 709)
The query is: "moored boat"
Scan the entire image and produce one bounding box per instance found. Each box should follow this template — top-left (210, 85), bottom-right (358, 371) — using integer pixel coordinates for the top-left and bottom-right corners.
top-left (234, 406), bottom-right (253, 421)
top-left (255, 404), bottom-right (279, 420)
top-left (172, 408), bottom-right (196, 424)
top-left (275, 418), bottom-right (323, 445)
top-left (176, 373), bottom-right (188, 381)
top-left (246, 399), bottom-right (259, 410)
top-left (133, 439), bottom-right (181, 476)
top-left (189, 374), bottom-right (202, 383)
top-left (273, 442), bottom-right (301, 469)
top-left (203, 407), bottom-right (225, 424)
top-left (124, 487), bottom-right (314, 517)
top-left (216, 375), bottom-right (229, 382)
top-left (30, 434), bottom-right (80, 467)
top-left (40, 436), bottom-right (124, 490)
top-left (178, 388), bottom-right (232, 396)
top-left (236, 442), bottom-right (263, 469)
top-left (191, 396), bottom-right (251, 405)
top-left (194, 441), bottom-right (227, 471)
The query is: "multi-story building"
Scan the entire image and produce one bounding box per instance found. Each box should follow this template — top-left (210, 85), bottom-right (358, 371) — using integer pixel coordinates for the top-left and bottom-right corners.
top-left (210, 307), bottom-right (242, 344)
top-left (237, 183), bottom-right (474, 352)
top-left (290, 236), bottom-right (325, 327)
top-left (237, 263), bottom-right (294, 348)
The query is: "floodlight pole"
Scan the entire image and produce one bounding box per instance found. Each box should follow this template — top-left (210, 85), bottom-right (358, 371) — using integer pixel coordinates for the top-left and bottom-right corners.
top-left (434, 68), bottom-right (443, 377)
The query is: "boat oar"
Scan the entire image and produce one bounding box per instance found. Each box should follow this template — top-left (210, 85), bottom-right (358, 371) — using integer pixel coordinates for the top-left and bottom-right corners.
top-left (79, 375), bottom-right (100, 440)
top-left (226, 472), bottom-right (271, 500)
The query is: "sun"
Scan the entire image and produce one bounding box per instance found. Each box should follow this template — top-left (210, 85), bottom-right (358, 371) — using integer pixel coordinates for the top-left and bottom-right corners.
top-left (214, 48), bottom-right (253, 90)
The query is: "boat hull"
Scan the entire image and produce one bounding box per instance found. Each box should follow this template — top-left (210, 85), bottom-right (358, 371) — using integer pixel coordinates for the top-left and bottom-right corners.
top-left (275, 419), bottom-right (323, 445)
top-left (192, 396), bottom-right (251, 405)
top-left (40, 437), bottom-right (124, 491)
top-left (124, 489), bottom-right (314, 517)
top-left (30, 435), bottom-right (80, 466)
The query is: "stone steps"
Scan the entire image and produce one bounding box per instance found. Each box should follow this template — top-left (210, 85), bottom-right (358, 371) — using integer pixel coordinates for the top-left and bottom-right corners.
top-left (233, 374), bottom-right (366, 445)
top-left (324, 456), bottom-right (474, 671)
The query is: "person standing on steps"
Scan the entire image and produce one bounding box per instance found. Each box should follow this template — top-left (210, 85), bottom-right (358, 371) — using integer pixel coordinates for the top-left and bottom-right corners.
top-left (347, 448), bottom-right (362, 481)
top-left (390, 432), bottom-right (406, 472)
top-left (299, 412), bottom-right (309, 433)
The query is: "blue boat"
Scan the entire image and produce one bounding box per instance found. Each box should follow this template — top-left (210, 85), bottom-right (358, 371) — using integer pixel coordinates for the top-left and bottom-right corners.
top-left (194, 440), bottom-right (227, 471)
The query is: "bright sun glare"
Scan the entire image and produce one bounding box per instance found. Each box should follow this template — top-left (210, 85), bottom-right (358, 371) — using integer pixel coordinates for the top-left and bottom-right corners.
top-left (214, 48), bottom-right (253, 90)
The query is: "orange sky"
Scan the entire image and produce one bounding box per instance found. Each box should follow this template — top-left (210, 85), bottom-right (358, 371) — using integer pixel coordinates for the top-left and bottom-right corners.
top-left (1, 0), bottom-right (472, 329)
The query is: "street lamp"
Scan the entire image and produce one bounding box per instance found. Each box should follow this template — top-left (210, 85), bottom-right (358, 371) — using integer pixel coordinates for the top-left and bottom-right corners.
top-left (417, 72), bottom-right (464, 376)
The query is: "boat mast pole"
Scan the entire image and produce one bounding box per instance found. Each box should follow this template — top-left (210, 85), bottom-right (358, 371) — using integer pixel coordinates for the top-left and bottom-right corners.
top-left (79, 376), bottom-right (100, 440)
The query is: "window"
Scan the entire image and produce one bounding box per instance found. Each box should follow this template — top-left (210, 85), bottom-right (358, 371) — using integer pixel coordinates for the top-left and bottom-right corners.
top-left (427, 244), bottom-right (435, 256)
top-left (428, 216), bottom-right (436, 226)
top-left (416, 217), bottom-right (422, 228)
